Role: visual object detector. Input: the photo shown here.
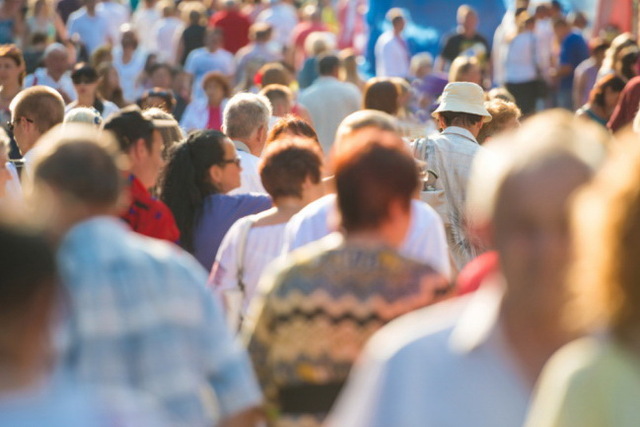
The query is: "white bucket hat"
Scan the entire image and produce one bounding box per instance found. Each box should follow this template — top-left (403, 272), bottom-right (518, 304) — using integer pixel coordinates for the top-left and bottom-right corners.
top-left (432, 82), bottom-right (492, 123)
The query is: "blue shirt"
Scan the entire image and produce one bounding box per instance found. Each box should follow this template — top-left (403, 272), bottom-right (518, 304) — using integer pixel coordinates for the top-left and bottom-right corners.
top-left (57, 216), bottom-right (262, 427)
top-left (193, 193), bottom-right (272, 271)
top-left (559, 31), bottom-right (589, 90)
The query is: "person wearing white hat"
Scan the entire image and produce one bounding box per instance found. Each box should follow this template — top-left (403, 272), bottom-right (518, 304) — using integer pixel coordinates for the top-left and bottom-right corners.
top-left (413, 81), bottom-right (491, 273)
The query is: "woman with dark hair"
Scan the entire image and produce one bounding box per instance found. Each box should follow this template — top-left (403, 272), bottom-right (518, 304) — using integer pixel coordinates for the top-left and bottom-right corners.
top-left (362, 77), bottom-right (399, 116)
top-left (576, 75), bottom-right (626, 127)
top-left (210, 139), bottom-right (324, 330)
top-left (180, 71), bottom-right (230, 132)
top-left (65, 63), bottom-right (120, 119)
top-left (159, 130), bottom-right (271, 270)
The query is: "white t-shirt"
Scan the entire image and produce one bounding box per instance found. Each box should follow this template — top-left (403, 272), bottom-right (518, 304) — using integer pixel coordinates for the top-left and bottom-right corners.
top-left (210, 218), bottom-right (287, 330)
top-left (67, 8), bottom-right (110, 54)
top-left (112, 46), bottom-right (147, 104)
top-left (132, 7), bottom-right (161, 53)
top-left (184, 47), bottom-right (236, 101)
top-left (504, 32), bottom-right (538, 83)
top-left (374, 30), bottom-right (410, 78)
top-left (227, 149), bottom-right (267, 195)
top-left (24, 68), bottom-right (77, 101)
top-left (283, 194), bottom-right (451, 279)
top-left (152, 17), bottom-right (184, 64)
top-left (255, 3), bottom-right (298, 50)
top-left (96, 1), bottom-right (129, 44)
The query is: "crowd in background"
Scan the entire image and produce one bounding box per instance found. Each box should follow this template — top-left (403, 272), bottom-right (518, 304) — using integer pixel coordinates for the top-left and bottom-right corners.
top-left (2, 0), bottom-right (640, 426)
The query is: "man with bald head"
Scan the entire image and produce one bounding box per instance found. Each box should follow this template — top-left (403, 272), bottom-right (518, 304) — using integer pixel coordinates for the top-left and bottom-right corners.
top-left (24, 43), bottom-right (76, 103)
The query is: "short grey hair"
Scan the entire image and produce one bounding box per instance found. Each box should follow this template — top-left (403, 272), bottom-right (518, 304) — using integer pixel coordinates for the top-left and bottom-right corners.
top-left (222, 93), bottom-right (272, 140)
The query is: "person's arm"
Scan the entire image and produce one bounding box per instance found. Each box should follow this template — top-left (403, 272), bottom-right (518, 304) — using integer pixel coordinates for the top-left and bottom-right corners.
top-left (53, 13), bottom-right (68, 42)
top-left (573, 65), bottom-right (587, 110)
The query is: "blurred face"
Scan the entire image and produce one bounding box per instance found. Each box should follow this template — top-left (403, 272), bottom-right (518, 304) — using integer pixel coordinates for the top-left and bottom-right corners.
top-left (204, 80), bottom-right (225, 105)
top-left (45, 50), bottom-right (68, 75)
top-left (462, 11), bottom-right (478, 33)
top-left (603, 87), bottom-right (622, 111)
top-left (460, 65), bottom-right (482, 85)
top-left (121, 32), bottom-right (137, 50)
top-left (210, 139), bottom-right (241, 193)
top-left (73, 78), bottom-right (98, 100)
top-left (142, 95), bottom-right (170, 112)
top-left (205, 31), bottom-right (223, 50)
top-left (134, 129), bottom-right (165, 188)
top-left (150, 67), bottom-right (172, 88)
top-left (0, 57), bottom-right (22, 85)
top-left (494, 159), bottom-right (590, 315)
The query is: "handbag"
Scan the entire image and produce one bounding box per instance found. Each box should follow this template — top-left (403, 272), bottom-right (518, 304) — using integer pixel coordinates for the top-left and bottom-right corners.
top-left (412, 138), bottom-right (450, 226)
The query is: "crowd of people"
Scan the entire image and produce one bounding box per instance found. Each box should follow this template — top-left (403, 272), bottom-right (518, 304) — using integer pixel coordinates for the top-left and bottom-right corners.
top-left (1, 0), bottom-right (640, 426)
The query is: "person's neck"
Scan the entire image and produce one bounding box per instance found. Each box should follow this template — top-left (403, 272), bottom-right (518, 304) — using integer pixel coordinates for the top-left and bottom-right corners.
top-left (77, 94), bottom-right (93, 107)
top-left (345, 226), bottom-right (399, 250)
top-left (500, 300), bottom-right (570, 386)
top-left (47, 68), bottom-right (64, 81)
top-left (255, 197), bottom-right (305, 226)
top-left (445, 124), bottom-right (479, 138)
top-left (236, 138), bottom-right (262, 157)
top-left (0, 82), bottom-right (21, 99)
top-left (207, 99), bottom-right (222, 108)
top-left (0, 361), bottom-right (46, 395)
top-left (122, 48), bottom-right (134, 62)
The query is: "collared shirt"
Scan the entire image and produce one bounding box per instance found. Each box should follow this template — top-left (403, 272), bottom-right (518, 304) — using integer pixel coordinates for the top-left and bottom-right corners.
top-left (24, 68), bottom-right (77, 101)
top-left (374, 30), bottom-right (410, 78)
top-left (413, 126), bottom-right (481, 271)
top-left (121, 174), bottom-right (180, 243)
top-left (282, 194), bottom-right (451, 280)
top-left (57, 216), bottom-right (263, 427)
top-left (298, 76), bottom-right (361, 153)
top-left (228, 140), bottom-right (267, 195)
top-left (326, 283), bottom-right (530, 427)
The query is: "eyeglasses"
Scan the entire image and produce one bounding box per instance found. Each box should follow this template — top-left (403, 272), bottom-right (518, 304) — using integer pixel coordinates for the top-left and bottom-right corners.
top-left (7, 117), bottom-right (33, 132)
top-left (219, 157), bottom-right (241, 167)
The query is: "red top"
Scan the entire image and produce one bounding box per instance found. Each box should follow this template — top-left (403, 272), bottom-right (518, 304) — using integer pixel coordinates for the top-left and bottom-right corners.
top-left (456, 251), bottom-right (500, 296)
top-left (207, 105), bottom-right (222, 131)
top-left (121, 175), bottom-right (180, 243)
top-left (209, 10), bottom-right (251, 54)
top-left (608, 75), bottom-right (640, 132)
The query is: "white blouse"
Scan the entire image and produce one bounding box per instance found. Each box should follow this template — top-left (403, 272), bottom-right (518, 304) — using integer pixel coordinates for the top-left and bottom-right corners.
top-left (210, 219), bottom-right (287, 330)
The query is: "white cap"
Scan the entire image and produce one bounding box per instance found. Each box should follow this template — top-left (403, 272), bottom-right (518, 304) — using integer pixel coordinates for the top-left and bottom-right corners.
top-left (63, 107), bottom-right (102, 126)
top-left (432, 82), bottom-right (492, 122)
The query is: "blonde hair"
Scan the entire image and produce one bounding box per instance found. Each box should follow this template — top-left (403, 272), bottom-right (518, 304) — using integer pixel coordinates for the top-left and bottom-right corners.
top-left (448, 56), bottom-right (480, 83)
top-left (569, 130), bottom-right (640, 340)
top-left (476, 99), bottom-right (521, 144)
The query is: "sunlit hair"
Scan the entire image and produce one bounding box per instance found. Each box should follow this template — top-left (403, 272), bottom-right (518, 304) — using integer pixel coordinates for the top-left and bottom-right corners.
top-left (142, 107), bottom-right (184, 158)
top-left (10, 86), bottom-right (64, 134)
top-left (601, 32), bottom-right (636, 75)
top-left (159, 130), bottom-right (228, 253)
top-left (334, 136), bottom-right (417, 233)
top-left (26, 123), bottom-right (128, 209)
top-left (476, 99), bottom-right (521, 144)
top-left (222, 92), bottom-right (272, 140)
top-left (448, 55), bottom-right (480, 83)
top-left (0, 44), bottom-right (25, 85)
top-left (588, 74), bottom-right (626, 108)
top-left (568, 130), bottom-right (640, 341)
top-left (259, 138), bottom-right (322, 200)
top-left (362, 77), bottom-right (399, 116)
top-left (267, 115), bottom-right (320, 147)
top-left (202, 71), bottom-right (231, 98)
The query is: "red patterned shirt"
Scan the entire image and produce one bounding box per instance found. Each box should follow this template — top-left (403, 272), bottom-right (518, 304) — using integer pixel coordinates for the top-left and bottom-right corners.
top-left (121, 175), bottom-right (180, 243)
